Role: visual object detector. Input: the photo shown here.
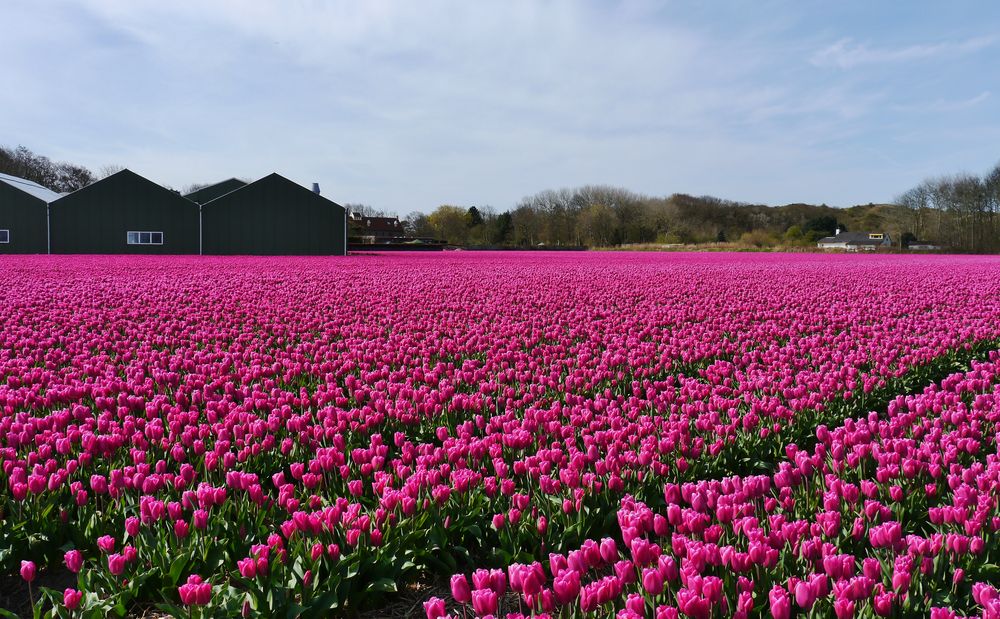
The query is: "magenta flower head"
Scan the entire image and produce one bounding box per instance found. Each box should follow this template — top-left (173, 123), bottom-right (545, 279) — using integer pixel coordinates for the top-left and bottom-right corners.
top-left (794, 580), bottom-right (816, 610)
top-left (626, 593), bottom-right (645, 615)
top-left (655, 604), bottom-right (680, 619)
top-left (423, 596), bottom-right (446, 619)
top-left (450, 574), bottom-right (471, 603)
top-left (64, 550), bottom-right (84, 574)
top-left (107, 553), bottom-right (126, 576)
top-left (553, 569), bottom-right (581, 605)
top-left (952, 568), bottom-right (964, 585)
top-left (614, 560), bottom-right (636, 585)
top-left (833, 597), bottom-right (855, 619)
top-left (237, 557), bottom-right (257, 579)
top-left (489, 569), bottom-right (507, 595)
top-left (178, 574), bottom-right (212, 606)
top-left (97, 535), bottom-right (115, 554)
top-left (20, 560), bottom-right (36, 583)
top-left (600, 537), bottom-right (618, 563)
top-left (63, 588), bottom-right (83, 610)
top-left (536, 515), bottom-right (548, 534)
top-left (873, 591), bottom-right (893, 616)
top-left (520, 567), bottom-right (542, 596)
top-left (193, 509), bottom-right (209, 530)
top-left (471, 588), bottom-right (498, 616)
top-left (642, 567), bottom-right (664, 596)
top-left (768, 585), bottom-right (790, 619)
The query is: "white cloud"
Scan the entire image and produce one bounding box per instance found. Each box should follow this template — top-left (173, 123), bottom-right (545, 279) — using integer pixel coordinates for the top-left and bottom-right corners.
top-left (810, 36), bottom-right (995, 69)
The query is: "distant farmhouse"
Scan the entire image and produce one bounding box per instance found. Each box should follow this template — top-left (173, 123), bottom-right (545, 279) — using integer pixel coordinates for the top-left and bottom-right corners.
top-left (347, 209), bottom-right (445, 250)
top-left (349, 212), bottom-right (404, 243)
top-left (817, 230), bottom-right (892, 252)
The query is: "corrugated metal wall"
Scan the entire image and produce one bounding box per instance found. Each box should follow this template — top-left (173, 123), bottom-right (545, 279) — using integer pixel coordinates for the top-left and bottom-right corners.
top-left (202, 173), bottom-right (346, 255)
top-left (49, 170), bottom-right (199, 254)
top-left (0, 182), bottom-right (48, 254)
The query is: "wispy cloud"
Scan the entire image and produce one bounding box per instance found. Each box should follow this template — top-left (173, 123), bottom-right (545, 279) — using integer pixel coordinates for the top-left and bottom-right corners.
top-left (810, 36), bottom-right (995, 69)
top-left (891, 91), bottom-right (991, 114)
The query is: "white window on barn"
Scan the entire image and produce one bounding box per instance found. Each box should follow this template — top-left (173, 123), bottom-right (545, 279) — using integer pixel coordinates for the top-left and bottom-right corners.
top-left (127, 231), bottom-right (164, 245)
top-left (0, 229), bottom-right (9, 243)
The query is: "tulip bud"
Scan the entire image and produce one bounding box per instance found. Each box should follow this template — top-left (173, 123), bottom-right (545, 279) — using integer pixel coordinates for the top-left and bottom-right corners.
top-left (20, 560), bottom-right (36, 583)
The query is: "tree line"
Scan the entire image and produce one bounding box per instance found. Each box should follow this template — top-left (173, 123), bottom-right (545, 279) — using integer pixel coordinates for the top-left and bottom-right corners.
top-left (393, 161), bottom-right (1000, 252)
top-left (895, 163), bottom-right (1000, 253)
top-left (6, 143), bottom-right (999, 252)
top-left (395, 190), bottom-right (872, 249)
top-left (1, 145), bottom-right (96, 193)
top-left (0, 145), bottom-right (128, 194)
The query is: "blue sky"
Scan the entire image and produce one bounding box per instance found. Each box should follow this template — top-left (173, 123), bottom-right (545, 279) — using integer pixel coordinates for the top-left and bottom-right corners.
top-left (2, 1), bottom-right (998, 215)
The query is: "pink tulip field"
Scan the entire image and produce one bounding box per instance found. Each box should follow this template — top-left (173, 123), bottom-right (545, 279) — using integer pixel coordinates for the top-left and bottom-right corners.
top-left (2, 252), bottom-right (1000, 617)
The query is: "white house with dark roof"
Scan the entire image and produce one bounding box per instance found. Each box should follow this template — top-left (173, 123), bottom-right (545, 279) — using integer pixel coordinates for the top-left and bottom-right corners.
top-left (817, 229), bottom-right (892, 251)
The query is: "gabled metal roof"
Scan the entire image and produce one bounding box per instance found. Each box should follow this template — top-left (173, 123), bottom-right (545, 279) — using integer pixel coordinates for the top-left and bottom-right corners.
top-left (0, 172), bottom-right (63, 203)
top-left (183, 178), bottom-right (248, 205)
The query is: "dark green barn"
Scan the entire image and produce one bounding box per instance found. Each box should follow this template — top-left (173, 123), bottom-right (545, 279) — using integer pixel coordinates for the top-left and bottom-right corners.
top-left (49, 169), bottom-right (199, 254)
top-left (184, 178), bottom-right (247, 205)
top-left (201, 173), bottom-right (346, 255)
top-left (0, 172), bottom-right (56, 254)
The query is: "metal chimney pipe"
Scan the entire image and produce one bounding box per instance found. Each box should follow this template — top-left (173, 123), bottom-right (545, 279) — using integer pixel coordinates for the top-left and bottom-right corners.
top-left (312, 182), bottom-right (321, 195)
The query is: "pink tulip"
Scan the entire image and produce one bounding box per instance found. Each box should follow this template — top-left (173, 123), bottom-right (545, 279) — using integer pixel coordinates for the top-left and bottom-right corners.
top-left (20, 560), bottom-right (36, 583)
top-left (471, 588), bottom-right (497, 616)
top-left (553, 569), bottom-right (581, 605)
top-left (63, 588), bottom-right (83, 610)
top-left (873, 592), bottom-right (893, 616)
top-left (451, 574), bottom-right (471, 603)
top-left (423, 597), bottom-right (446, 619)
top-left (107, 553), bottom-right (126, 576)
top-left (768, 585), bottom-right (790, 619)
top-left (833, 597), bottom-right (855, 619)
top-left (64, 550), bottom-right (84, 573)
top-left (237, 558), bottom-right (257, 579)
top-left (97, 535), bottom-right (115, 553)
top-left (642, 567), bottom-right (664, 596)
top-left (178, 574), bottom-right (211, 606)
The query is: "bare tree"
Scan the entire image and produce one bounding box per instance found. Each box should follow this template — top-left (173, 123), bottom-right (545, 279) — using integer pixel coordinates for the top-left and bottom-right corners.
top-left (99, 164), bottom-right (126, 179)
top-left (53, 163), bottom-right (95, 192)
top-left (343, 203), bottom-right (389, 218)
top-left (984, 162), bottom-right (1000, 250)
